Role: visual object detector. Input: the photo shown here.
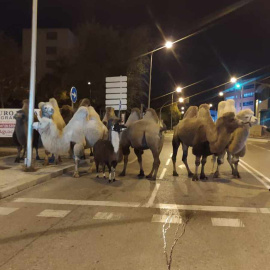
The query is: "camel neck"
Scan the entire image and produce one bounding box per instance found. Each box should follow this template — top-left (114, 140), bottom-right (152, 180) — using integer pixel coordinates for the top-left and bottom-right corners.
top-left (210, 126), bottom-right (231, 154)
top-left (111, 131), bottom-right (120, 154)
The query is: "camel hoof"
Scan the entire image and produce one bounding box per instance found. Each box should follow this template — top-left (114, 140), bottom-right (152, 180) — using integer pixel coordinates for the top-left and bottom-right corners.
top-left (149, 177), bottom-right (156, 181)
top-left (173, 171), bottom-right (179, 176)
top-left (146, 174), bottom-right (153, 179)
top-left (192, 175), bottom-right (199, 181)
top-left (200, 174), bottom-right (208, 180)
top-left (73, 172), bottom-right (80, 178)
top-left (103, 176), bottom-right (106, 179)
top-left (113, 179), bottom-right (116, 182)
top-left (108, 180), bottom-right (111, 183)
top-left (119, 171), bottom-right (125, 177)
top-left (188, 172), bottom-right (194, 178)
top-left (14, 158), bottom-right (20, 163)
top-left (96, 175), bottom-right (99, 178)
top-left (137, 173), bottom-right (145, 179)
top-left (213, 171), bottom-right (219, 178)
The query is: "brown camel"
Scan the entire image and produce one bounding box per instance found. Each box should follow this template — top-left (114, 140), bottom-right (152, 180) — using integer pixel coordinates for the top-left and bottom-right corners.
top-left (119, 108), bottom-right (164, 180)
top-left (172, 104), bottom-right (243, 181)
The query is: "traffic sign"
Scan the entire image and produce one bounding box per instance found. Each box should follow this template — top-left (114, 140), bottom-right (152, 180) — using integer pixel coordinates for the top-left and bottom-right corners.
top-left (106, 82), bottom-right (127, 88)
top-left (106, 88), bottom-right (127, 94)
top-left (70, 87), bottom-right (77, 103)
top-left (106, 76), bottom-right (127, 82)
top-left (106, 99), bottom-right (127, 105)
top-left (106, 94), bottom-right (127, 99)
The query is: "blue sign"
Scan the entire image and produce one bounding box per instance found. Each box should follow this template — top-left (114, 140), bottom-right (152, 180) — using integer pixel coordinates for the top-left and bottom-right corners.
top-left (70, 87), bottom-right (77, 103)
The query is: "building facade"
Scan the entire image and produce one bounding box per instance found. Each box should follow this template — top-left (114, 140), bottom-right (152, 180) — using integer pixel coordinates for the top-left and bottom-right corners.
top-left (223, 79), bottom-right (255, 113)
top-left (22, 28), bottom-right (77, 82)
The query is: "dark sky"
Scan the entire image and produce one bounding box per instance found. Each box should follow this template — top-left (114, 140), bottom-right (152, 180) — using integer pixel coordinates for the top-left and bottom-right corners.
top-left (1, 0), bottom-right (270, 106)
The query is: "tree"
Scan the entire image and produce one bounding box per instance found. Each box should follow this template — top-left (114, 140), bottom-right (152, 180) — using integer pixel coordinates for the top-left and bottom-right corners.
top-left (0, 32), bottom-right (28, 108)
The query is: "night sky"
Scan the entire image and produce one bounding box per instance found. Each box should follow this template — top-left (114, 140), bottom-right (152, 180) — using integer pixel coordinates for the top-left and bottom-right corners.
top-left (1, 0), bottom-right (270, 107)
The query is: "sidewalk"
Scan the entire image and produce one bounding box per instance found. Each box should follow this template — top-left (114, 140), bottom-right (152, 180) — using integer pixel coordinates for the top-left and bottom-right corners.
top-left (0, 152), bottom-right (75, 199)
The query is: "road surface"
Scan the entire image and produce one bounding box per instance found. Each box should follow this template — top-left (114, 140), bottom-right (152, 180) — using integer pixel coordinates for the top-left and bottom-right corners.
top-left (0, 134), bottom-right (270, 270)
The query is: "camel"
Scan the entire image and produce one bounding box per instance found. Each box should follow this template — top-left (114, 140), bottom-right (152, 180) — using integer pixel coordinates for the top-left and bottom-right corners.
top-left (213, 106), bottom-right (258, 178)
top-left (102, 107), bottom-right (118, 127)
top-left (172, 103), bottom-right (244, 181)
top-left (172, 105), bottom-right (213, 177)
top-left (34, 101), bottom-right (108, 177)
top-left (119, 108), bottom-right (164, 180)
top-left (13, 99), bottom-right (40, 162)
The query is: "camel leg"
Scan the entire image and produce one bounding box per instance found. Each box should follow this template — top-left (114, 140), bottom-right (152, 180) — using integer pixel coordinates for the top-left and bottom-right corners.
top-left (192, 156), bottom-right (200, 181)
top-left (213, 152), bottom-right (225, 178)
top-left (232, 155), bottom-right (241, 178)
top-left (44, 150), bottom-right (50, 166)
top-left (58, 156), bottom-right (62, 163)
top-left (172, 136), bottom-right (180, 176)
top-left (182, 145), bottom-right (193, 177)
top-left (200, 156), bottom-right (208, 180)
top-left (95, 161), bottom-right (100, 178)
top-left (20, 146), bottom-right (26, 160)
top-left (35, 147), bottom-right (41, 160)
top-left (73, 143), bottom-right (84, 178)
top-left (119, 146), bottom-right (130, 177)
top-left (146, 148), bottom-right (160, 180)
top-left (227, 153), bottom-right (234, 175)
top-left (15, 145), bottom-right (22, 163)
top-left (90, 147), bottom-right (94, 157)
top-left (103, 164), bottom-right (106, 178)
top-left (211, 155), bottom-right (217, 174)
top-left (107, 163), bottom-right (112, 183)
top-left (134, 148), bottom-right (145, 178)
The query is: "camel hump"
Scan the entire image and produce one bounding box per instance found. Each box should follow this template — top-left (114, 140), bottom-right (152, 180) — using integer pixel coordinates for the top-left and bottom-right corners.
top-left (143, 108), bottom-right (159, 123)
top-left (183, 106), bottom-right (198, 119)
top-left (125, 108), bottom-right (141, 127)
top-left (218, 99), bottom-right (236, 118)
top-left (198, 104), bottom-right (211, 119)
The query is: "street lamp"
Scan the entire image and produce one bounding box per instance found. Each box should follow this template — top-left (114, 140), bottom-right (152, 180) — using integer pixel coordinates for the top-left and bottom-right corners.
top-left (209, 103), bottom-right (213, 108)
top-left (230, 77), bottom-right (237, 83)
top-left (219, 92), bottom-right (224, 96)
top-left (181, 106), bottom-right (185, 110)
top-left (176, 86), bottom-right (182, 93)
top-left (88, 82), bottom-right (91, 99)
top-left (148, 41), bottom-right (173, 108)
top-left (179, 97), bottom-right (184, 103)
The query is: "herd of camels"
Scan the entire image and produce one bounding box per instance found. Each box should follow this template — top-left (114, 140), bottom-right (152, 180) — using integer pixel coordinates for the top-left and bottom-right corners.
top-left (13, 98), bottom-right (257, 182)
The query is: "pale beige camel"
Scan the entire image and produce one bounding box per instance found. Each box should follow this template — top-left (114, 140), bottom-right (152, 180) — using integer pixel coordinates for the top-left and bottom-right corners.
top-left (119, 108), bottom-right (164, 180)
top-left (172, 103), bottom-right (243, 180)
top-left (213, 108), bottom-right (258, 178)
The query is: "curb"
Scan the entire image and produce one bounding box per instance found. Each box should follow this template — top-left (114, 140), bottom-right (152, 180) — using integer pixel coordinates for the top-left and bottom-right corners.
top-left (0, 164), bottom-right (75, 200)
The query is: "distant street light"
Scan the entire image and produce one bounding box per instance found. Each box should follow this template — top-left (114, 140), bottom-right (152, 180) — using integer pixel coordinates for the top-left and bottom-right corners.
top-left (88, 82), bottom-right (91, 85)
top-left (179, 97), bottom-right (184, 103)
top-left (181, 106), bottom-right (185, 110)
top-left (88, 81), bottom-right (91, 99)
top-left (148, 41), bottom-right (173, 108)
top-left (165, 41), bottom-right (173, 49)
top-left (230, 77), bottom-right (237, 83)
top-left (176, 86), bottom-right (182, 93)
top-left (181, 111), bottom-right (185, 114)
top-left (219, 91), bottom-right (224, 96)
top-left (209, 103), bottom-right (213, 108)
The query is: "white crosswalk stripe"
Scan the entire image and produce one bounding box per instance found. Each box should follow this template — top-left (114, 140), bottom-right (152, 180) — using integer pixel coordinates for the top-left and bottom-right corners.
top-left (37, 209), bottom-right (70, 218)
top-left (0, 207), bottom-right (19, 215)
top-left (211, 218), bottom-right (245, 227)
top-left (93, 212), bottom-right (124, 220)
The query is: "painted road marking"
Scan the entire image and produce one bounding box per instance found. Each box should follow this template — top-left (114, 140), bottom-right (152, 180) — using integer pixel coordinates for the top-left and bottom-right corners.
top-left (178, 164), bottom-right (185, 169)
top-left (152, 214), bottom-right (182, 224)
top-left (93, 212), bottom-right (123, 220)
top-left (37, 209), bottom-right (70, 218)
top-left (145, 183), bottom-right (161, 207)
top-left (14, 198), bottom-right (270, 214)
top-left (248, 138), bottom-right (269, 143)
top-left (239, 160), bottom-right (270, 190)
top-left (166, 158), bottom-right (171, 166)
top-left (249, 144), bottom-right (270, 152)
top-left (159, 168), bottom-right (167, 180)
top-left (0, 207), bottom-right (19, 216)
top-left (211, 218), bottom-right (245, 228)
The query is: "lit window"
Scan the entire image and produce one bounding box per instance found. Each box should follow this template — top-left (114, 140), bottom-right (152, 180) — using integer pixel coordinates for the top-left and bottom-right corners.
top-left (225, 96), bottom-right (235, 100)
top-left (46, 32), bottom-right (57, 40)
top-left (243, 92), bottom-right (254, 98)
top-left (243, 101), bottom-right (254, 106)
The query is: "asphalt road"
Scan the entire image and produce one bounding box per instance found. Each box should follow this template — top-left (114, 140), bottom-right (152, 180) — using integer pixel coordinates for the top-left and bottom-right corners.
top-left (0, 134), bottom-right (270, 270)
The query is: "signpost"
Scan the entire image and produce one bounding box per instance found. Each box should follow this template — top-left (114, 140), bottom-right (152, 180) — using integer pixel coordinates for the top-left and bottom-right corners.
top-left (105, 76), bottom-right (127, 111)
top-left (70, 86), bottom-right (77, 108)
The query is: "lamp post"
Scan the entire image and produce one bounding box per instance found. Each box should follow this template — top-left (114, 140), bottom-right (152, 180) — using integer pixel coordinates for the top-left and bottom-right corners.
top-left (170, 86), bottom-right (182, 130)
top-left (148, 41), bottom-right (173, 108)
top-left (25, 0), bottom-right (38, 168)
top-left (88, 81), bottom-right (91, 100)
top-left (231, 77), bottom-right (243, 110)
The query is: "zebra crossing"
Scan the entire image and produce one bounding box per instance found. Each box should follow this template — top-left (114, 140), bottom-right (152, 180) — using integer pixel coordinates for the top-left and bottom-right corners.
top-left (0, 206), bottom-right (248, 228)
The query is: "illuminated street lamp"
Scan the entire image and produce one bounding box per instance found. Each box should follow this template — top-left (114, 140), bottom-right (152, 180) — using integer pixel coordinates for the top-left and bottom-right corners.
top-left (88, 82), bottom-right (92, 99)
top-left (219, 92), bottom-right (224, 96)
top-left (176, 86), bottom-right (182, 93)
top-left (181, 111), bottom-right (185, 114)
top-left (230, 77), bottom-right (237, 83)
top-left (148, 41), bottom-right (173, 108)
top-left (165, 41), bottom-right (173, 49)
top-left (209, 103), bottom-right (213, 108)
top-left (181, 106), bottom-right (185, 110)
top-left (179, 97), bottom-right (184, 103)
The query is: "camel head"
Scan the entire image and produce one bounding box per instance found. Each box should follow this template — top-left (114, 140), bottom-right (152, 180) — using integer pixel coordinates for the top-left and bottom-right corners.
top-left (237, 109), bottom-right (258, 127)
top-left (216, 112), bottom-right (243, 133)
top-left (32, 119), bottom-right (50, 134)
top-left (39, 102), bottom-right (54, 118)
top-left (14, 110), bottom-right (27, 122)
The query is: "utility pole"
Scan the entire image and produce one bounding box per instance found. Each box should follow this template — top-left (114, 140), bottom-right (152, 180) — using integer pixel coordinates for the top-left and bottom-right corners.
top-left (25, 0), bottom-right (38, 168)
